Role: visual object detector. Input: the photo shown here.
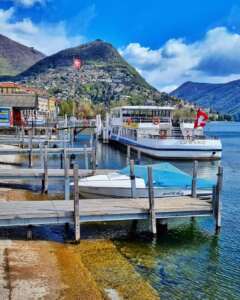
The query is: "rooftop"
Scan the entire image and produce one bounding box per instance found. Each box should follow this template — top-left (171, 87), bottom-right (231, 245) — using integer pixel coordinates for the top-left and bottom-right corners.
top-left (0, 94), bottom-right (38, 109)
top-left (0, 82), bottom-right (20, 88)
top-left (111, 105), bottom-right (175, 111)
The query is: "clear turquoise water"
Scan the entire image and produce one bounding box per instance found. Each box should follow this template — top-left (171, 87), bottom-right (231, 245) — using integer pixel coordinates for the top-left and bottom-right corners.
top-left (12, 122), bottom-right (240, 299)
top-left (114, 122), bottom-right (240, 300)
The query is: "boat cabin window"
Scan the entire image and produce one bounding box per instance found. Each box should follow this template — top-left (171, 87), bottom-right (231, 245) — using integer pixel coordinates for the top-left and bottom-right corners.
top-left (111, 109), bottom-right (121, 118)
top-left (122, 109), bottom-right (171, 122)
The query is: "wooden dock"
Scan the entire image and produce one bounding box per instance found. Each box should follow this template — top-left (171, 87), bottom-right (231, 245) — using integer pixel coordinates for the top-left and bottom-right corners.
top-left (0, 147), bottom-right (93, 155)
top-left (0, 197), bottom-right (212, 227)
top-left (0, 164), bottom-right (223, 242)
top-left (0, 168), bottom-right (114, 179)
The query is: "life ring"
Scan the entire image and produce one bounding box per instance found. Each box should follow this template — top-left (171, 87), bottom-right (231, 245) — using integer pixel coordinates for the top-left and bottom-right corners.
top-left (127, 117), bottom-right (132, 125)
top-left (153, 117), bottom-right (160, 125)
top-left (159, 130), bottom-right (167, 139)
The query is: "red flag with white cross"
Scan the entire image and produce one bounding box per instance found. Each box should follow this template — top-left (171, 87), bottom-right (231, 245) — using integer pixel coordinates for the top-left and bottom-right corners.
top-left (194, 109), bottom-right (209, 128)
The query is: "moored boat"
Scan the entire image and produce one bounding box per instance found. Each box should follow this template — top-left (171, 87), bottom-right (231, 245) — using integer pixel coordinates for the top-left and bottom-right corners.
top-left (108, 106), bottom-right (222, 160)
top-left (76, 163), bottom-right (214, 198)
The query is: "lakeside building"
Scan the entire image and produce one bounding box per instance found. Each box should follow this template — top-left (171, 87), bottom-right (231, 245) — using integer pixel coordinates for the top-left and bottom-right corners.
top-left (0, 82), bottom-right (57, 127)
top-left (0, 93), bottom-right (38, 127)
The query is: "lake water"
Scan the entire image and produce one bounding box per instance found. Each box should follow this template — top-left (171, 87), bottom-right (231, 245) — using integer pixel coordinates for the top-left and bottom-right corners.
top-left (2, 121), bottom-right (240, 299)
top-left (113, 122), bottom-right (240, 300)
top-left (71, 122), bottom-right (240, 299)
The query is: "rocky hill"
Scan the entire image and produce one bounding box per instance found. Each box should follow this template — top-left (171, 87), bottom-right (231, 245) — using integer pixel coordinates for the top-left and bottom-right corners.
top-left (2, 39), bottom-right (176, 105)
top-left (0, 34), bottom-right (45, 76)
top-left (171, 80), bottom-right (240, 120)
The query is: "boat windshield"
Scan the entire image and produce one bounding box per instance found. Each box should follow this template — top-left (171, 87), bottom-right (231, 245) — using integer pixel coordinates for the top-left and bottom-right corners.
top-left (119, 163), bottom-right (214, 189)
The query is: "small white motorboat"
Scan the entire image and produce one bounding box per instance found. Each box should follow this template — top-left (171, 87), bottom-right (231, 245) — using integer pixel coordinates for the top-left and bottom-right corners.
top-left (75, 163), bottom-right (214, 198)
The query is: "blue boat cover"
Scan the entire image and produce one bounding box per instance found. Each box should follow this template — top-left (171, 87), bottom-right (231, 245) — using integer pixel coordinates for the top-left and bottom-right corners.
top-left (119, 163), bottom-right (214, 189)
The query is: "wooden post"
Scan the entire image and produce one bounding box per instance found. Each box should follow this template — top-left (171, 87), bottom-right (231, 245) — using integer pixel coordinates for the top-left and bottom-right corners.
top-left (92, 144), bottom-right (97, 175)
top-left (103, 113), bottom-right (109, 143)
top-left (84, 144), bottom-right (89, 170)
top-left (74, 164), bottom-right (80, 243)
top-left (212, 185), bottom-right (217, 219)
top-left (148, 166), bottom-right (156, 235)
top-left (40, 143), bottom-right (44, 168)
top-left (21, 125), bottom-right (24, 148)
top-left (191, 160), bottom-right (198, 198)
top-left (137, 150), bottom-right (141, 164)
top-left (28, 129), bottom-right (33, 168)
top-left (130, 160), bottom-right (136, 198)
top-left (60, 152), bottom-right (63, 169)
top-left (127, 145), bottom-right (131, 164)
top-left (71, 128), bottom-right (74, 146)
top-left (64, 154), bottom-right (70, 200)
top-left (42, 144), bottom-right (48, 194)
top-left (26, 225), bottom-right (33, 240)
top-left (156, 219), bottom-right (168, 234)
top-left (215, 166), bottom-right (223, 233)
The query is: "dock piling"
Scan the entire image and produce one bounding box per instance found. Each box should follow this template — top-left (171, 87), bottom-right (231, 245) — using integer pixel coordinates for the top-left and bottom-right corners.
top-left (127, 145), bottom-right (131, 164)
top-left (28, 128), bottom-right (33, 168)
top-left (40, 143), bottom-right (44, 168)
top-left (64, 149), bottom-right (70, 200)
top-left (215, 166), bottom-right (223, 233)
top-left (191, 160), bottom-right (198, 198)
top-left (73, 164), bottom-right (80, 243)
top-left (147, 166), bottom-right (157, 236)
top-left (130, 160), bottom-right (136, 198)
top-left (84, 144), bottom-right (89, 170)
top-left (42, 143), bottom-right (48, 194)
top-left (26, 225), bottom-right (33, 240)
top-left (21, 125), bottom-right (24, 148)
top-left (137, 150), bottom-right (141, 164)
top-left (91, 144), bottom-right (97, 175)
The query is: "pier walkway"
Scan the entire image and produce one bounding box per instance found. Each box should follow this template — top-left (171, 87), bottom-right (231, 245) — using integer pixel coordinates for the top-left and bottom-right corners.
top-left (0, 163), bottom-right (222, 242)
top-left (0, 197), bottom-right (212, 227)
top-left (0, 168), bottom-right (114, 179)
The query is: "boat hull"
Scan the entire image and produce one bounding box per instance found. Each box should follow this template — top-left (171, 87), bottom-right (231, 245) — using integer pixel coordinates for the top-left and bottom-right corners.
top-left (110, 135), bottom-right (222, 160)
top-left (79, 186), bottom-right (212, 198)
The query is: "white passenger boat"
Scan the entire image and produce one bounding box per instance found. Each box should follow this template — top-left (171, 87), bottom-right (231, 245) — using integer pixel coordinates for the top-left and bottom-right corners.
top-left (108, 106), bottom-right (222, 160)
top-left (77, 163), bottom-right (213, 198)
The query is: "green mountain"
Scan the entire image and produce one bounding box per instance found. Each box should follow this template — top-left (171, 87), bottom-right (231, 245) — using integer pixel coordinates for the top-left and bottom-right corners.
top-left (7, 39), bottom-right (176, 105)
top-left (0, 34), bottom-right (45, 76)
top-left (171, 80), bottom-right (240, 120)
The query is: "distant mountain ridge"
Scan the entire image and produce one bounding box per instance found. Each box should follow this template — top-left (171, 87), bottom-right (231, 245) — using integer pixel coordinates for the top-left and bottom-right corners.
top-left (0, 34), bottom-right (45, 76)
top-left (171, 80), bottom-right (240, 120)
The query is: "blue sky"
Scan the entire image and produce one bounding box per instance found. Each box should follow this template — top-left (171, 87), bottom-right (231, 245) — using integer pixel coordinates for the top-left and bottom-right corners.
top-left (1, 0), bottom-right (240, 91)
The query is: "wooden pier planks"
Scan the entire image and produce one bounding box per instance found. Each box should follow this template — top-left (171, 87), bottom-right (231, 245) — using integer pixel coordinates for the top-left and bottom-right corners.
top-left (0, 197), bottom-right (212, 227)
top-left (0, 168), bottom-right (115, 179)
top-left (0, 147), bottom-right (93, 155)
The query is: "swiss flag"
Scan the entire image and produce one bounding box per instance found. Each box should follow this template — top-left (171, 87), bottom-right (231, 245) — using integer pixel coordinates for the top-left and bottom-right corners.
top-left (194, 109), bottom-right (209, 128)
top-left (73, 58), bottom-right (81, 70)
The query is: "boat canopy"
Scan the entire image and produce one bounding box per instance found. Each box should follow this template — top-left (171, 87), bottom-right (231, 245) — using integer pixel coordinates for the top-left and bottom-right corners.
top-left (119, 163), bottom-right (214, 189)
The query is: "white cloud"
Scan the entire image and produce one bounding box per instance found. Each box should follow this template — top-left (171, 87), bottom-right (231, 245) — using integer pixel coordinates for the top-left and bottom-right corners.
top-left (0, 7), bottom-right (85, 55)
top-left (14, 0), bottom-right (45, 7)
top-left (120, 27), bottom-right (240, 92)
